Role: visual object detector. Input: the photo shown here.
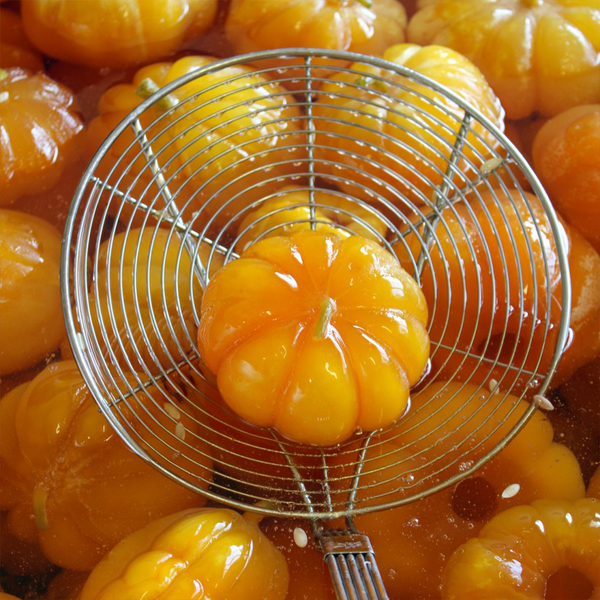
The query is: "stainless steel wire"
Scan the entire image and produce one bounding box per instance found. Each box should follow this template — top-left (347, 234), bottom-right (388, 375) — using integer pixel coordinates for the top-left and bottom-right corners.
top-left (61, 49), bottom-right (571, 524)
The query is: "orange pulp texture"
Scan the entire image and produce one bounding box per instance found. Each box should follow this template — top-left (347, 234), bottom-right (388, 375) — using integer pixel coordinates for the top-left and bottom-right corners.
top-left (198, 230), bottom-right (430, 446)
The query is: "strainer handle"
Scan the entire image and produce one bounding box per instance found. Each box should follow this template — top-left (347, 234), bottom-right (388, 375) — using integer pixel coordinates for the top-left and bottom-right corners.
top-left (320, 532), bottom-right (389, 600)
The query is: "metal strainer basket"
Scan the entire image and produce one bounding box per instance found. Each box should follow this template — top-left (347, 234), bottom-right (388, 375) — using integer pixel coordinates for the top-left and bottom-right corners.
top-left (61, 49), bottom-right (571, 600)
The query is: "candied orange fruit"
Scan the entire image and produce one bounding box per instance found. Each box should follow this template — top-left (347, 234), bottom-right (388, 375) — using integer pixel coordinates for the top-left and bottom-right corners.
top-left (198, 230), bottom-right (430, 446)
top-left (22, 0), bottom-right (218, 68)
top-left (87, 55), bottom-right (306, 226)
top-left (0, 210), bottom-right (65, 376)
top-left (313, 43), bottom-right (504, 209)
top-left (0, 361), bottom-right (213, 571)
top-left (442, 498), bottom-right (600, 599)
top-left (0, 9), bottom-right (44, 72)
top-left (78, 509), bottom-right (289, 600)
top-left (0, 68), bottom-right (84, 206)
top-left (533, 104), bottom-right (600, 253)
top-left (409, 0), bottom-right (600, 119)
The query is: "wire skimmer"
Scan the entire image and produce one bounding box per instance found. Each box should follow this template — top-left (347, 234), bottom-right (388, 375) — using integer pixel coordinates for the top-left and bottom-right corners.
top-left (61, 49), bottom-right (571, 600)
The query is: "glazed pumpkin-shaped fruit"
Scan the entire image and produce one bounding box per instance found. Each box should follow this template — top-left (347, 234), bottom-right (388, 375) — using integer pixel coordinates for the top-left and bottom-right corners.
top-left (198, 231), bottom-right (430, 446)
top-left (236, 186), bottom-right (389, 251)
top-left (0, 9), bottom-right (44, 71)
top-left (395, 187), bottom-right (600, 391)
top-left (533, 104), bottom-right (600, 253)
top-left (71, 228), bottom-right (222, 375)
top-left (337, 381), bottom-right (585, 600)
top-left (226, 0), bottom-right (407, 87)
top-left (22, 0), bottom-right (217, 68)
top-left (0, 68), bottom-right (84, 206)
top-left (78, 508), bottom-right (289, 600)
top-left (442, 498), bottom-right (600, 600)
top-left (408, 0), bottom-right (600, 119)
top-left (313, 43), bottom-right (504, 209)
top-left (0, 210), bottom-right (65, 376)
top-left (0, 361), bottom-right (213, 571)
top-left (87, 56), bottom-right (306, 226)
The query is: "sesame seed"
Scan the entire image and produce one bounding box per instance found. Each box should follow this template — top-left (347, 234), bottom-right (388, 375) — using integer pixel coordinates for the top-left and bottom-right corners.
top-left (480, 157), bottom-right (503, 174)
top-left (534, 395), bottom-right (554, 411)
top-left (488, 379), bottom-right (499, 394)
top-left (164, 402), bottom-right (181, 420)
top-left (293, 527), bottom-right (308, 548)
top-left (175, 422), bottom-right (186, 441)
top-left (0, 92), bottom-right (9, 104)
top-left (501, 483), bottom-right (520, 499)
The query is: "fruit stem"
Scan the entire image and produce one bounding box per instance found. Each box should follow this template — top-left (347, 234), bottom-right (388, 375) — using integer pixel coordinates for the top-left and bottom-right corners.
top-left (135, 78), bottom-right (178, 112)
top-left (243, 500), bottom-right (276, 526)
top-left (356, 0), bottom-right (373, 8)
top-left (314, 298), bottom-right (335, 340)
top-left (32, 484), bottom-right (50, 531)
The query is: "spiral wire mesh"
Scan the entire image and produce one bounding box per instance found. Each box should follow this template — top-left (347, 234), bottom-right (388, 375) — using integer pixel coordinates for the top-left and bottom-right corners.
top-left (62, 49), bottom-right (571, 532)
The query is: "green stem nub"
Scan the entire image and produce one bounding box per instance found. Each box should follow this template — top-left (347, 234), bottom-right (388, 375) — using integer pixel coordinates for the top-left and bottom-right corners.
top-left (33, 484), bottom-right (50, 531)
top-left (356, 0), bottom-right (373, 8)
top-left (136, 78), bottom-right (178, 112)
top-left (314, 298), bottom-right (335, 340)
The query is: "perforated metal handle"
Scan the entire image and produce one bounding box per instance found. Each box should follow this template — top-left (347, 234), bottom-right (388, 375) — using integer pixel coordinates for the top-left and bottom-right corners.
top-left (320, 532), bottom-right (389, 600)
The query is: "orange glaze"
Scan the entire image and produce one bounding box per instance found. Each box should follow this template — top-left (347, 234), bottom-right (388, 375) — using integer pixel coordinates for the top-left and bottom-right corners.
top-left (198, 230), bottom-right (430, 446)
top-left (78, 508), bottom-right (289, 600)
top-left (0, 361), bottom-right (213, 571)
top-left (86, 55), bottom-right (307, 227)
top-left (395, 187), bottom-right (600, 392)
top-left (408, 0), bottom-right (600, 119)
top-left (0, 210), bottom-right (65, 376)
top-left (442, 498), bottom-right (600, 600)
top-left (533, 104), bottom-right (600, 253)
top-left (0, 68), bottom-right (85, 206)
top-left (22, 0), bottom-right (218, 68)
top-left (329, 381), bottom-right (585, 599)
top-left (0, 9), bottom-right (44, 72)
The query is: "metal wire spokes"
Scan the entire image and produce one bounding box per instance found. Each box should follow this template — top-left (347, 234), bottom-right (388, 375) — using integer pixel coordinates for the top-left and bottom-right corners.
top-left (62, 49), bottom-right (571, 519)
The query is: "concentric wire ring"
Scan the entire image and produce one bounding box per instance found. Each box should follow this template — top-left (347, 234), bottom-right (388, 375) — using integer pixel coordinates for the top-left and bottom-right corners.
top-left (61, 49), bottom-right (571, 519)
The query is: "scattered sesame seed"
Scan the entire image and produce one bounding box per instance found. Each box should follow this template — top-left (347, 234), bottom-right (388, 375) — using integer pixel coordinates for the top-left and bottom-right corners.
top-left (175, 422), bottom-right (186, 441)
top-left (0, 92), bottom-right (9, 103)
top-left (488, 379), bottom-right (499, 394)
top-left (480, 157), bottom-right (503, 174)
top-left (534, 394), bottom-right (554, 411)
top-left (501, 483), bottom-right (520, 499)
top-left (164, 403), bottom-right (181, 421)
top-left (293, 527), bottom-right (308, 548)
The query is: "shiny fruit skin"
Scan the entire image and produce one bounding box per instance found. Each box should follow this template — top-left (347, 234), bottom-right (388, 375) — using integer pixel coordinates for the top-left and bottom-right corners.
top-left (533, 104), bottom-right (600, 253)
top-left (313, 43), bottom-right (504, 209)
top-left (408, 0), bottom-right (600, 119)
top-left (0, 361), bottom-right (213, 571)
top-left (22, 0), bottom-right (218, 68)
top-left (442, 498), bottom-right (600, 599)
top-left (78, 508), bottom-right (289, 600)
top-left (0, 210), bottom-right (64, 376)
top-left (198, 231), bottom-right (430, 446)
top-left (0, 68), bottom-right (84, 206)
top-left (0, 9), bottom-right (44, 72)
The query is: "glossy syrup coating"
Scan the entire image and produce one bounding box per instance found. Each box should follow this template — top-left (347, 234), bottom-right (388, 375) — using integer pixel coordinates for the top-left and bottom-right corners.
top-left (198, 230), bottom-right (430, 446)
top-left (236, 186), bottom-right (389, 251)
top-left (86, 55), bottom-right (306, 226)
top-left (395, 188), bottom-right (600, 391)
top-left (0, 361), bottom-right (213, 571)
top-left (313, 43), bottom-right (504, 209)
top-left (332, 381), bottom-right (585, 599)
top-left (588, 466), bottom-right (600, 499)
top-left (0, 210), bottom-right (64, 376)
top-left (408, 0), bottom-right (600, 119)
top-left (533, 104), bottom-right (600, 253)
top-left (442, 498), bottom-right (600, 599)
top-left (225, 0), bottom-right (407, 88)
top-left (22, 0), bottom-right (218, 68)
top-left (78, 508), bottom-right (289, 600)
top-left (67, 228), bottom-right (222, 375)
top-left (0, 68), bottom-right (85, 206)
top-left (0, 9), bottom-right (44, 72)
top-left (43, 570), bottom-right (88, 600)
